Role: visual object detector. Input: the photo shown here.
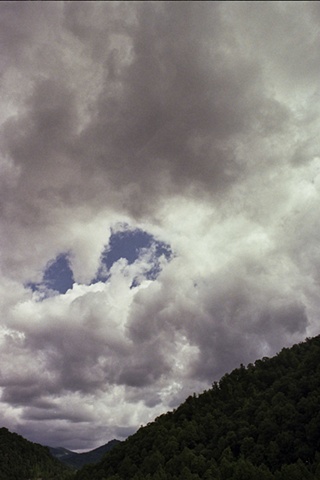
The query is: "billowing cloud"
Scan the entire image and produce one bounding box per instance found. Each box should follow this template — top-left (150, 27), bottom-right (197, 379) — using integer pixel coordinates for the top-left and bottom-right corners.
top-left (1, 1), bottom-right (320, 451)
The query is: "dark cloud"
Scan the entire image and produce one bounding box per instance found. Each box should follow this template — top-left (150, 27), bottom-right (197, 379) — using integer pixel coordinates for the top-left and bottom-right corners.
top-left (22, 407), bottom-right (93, 424)
top-left (75, 2), bottom-right (265, 210)
top-left (0, 1), bottom-right (284, 223)
top-left (1, 386), bottom-right (43, 407)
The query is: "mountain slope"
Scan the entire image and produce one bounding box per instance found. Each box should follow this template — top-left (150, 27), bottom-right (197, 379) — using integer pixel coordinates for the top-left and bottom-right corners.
top-left (75, 335), bottom-right (320, 479)
top-left (49, 439), bottom-right (120, 469)
top-left (0, 427), bottom-right (72, 480)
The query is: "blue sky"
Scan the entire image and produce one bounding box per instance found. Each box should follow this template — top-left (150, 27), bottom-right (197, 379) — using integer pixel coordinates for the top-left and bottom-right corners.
top-left (28, 227), bottom-right (172, 295)
top-left (28, 254), bottom-right (74, 295)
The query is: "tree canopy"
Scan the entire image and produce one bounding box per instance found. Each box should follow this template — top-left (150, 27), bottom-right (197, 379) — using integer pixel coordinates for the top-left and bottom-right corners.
top-left (74, 335), bottom-right (320, 479)
top-left (0, 427), bottom-right (72, 480)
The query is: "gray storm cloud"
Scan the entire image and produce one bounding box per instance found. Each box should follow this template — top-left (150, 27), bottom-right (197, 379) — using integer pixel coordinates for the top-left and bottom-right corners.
top-left (1, 1), bottom-right (320, 450)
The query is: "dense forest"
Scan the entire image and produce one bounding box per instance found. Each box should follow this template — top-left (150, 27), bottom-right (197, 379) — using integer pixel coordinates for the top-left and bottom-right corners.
top-left (0, 427), bottom-right (73, 480)
top-left (74, 335), bottom-right (320, 479)
top-left (2, 335), bottom-right (320, 479)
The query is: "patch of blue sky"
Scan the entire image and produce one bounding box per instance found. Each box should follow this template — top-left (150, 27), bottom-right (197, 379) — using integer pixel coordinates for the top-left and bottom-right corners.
top-left (94, 227), bottom-right (172, 286)
top-left (27, 253), bottom-right (74, 296)
top-left (27, 227), bottom-right (172, 298)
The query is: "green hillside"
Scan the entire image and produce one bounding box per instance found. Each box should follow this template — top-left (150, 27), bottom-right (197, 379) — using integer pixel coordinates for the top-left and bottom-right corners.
top-left (0, 427), bottom-right (73, 480)
top-left (75, 335), bottom-right (320, 479)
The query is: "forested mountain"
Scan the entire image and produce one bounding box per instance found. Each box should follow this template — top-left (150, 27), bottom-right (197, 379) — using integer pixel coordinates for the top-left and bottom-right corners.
top-left (75, 335), bottom-right (320, 479)
top-left (49, 439), bottom-right (120, 469)
top-left (0, 427), bottom-right (73, 480)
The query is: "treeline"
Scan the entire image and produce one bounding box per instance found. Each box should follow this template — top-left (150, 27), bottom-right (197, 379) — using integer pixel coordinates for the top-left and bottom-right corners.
top-left (0, 427), bottom-right (73, 480)
top-left (75, 335), bottom-right (320, 479)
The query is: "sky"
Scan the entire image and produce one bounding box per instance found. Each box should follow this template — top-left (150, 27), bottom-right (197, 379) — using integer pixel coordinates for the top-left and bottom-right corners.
top-left (1, 1), bottom-right (320, 451)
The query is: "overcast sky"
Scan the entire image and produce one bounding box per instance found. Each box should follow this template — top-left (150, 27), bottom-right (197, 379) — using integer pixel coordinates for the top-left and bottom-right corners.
top-left (1, 1), bottom-right (320, 451)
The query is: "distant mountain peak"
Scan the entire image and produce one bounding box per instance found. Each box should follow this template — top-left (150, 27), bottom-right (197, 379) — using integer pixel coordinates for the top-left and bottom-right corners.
top-left (49, 439), bottom-right (121, 469)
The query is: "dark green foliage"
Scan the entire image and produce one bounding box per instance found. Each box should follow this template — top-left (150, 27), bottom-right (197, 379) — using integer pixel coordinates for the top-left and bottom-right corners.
top-left (0, 427), bottom-right (73, 479)
top-left (74, 335), bottom-right (320, 479)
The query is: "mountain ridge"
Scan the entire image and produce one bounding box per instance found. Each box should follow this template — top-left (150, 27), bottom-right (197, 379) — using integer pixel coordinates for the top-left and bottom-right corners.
top-left (48, 439), bottom-right (121, 469)
top-left (0, 426), bottom-right (72, 479)
top-left (2, 335), bottom-right (320, 479)
top-left (74, 335), bottom-right (320, 479)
